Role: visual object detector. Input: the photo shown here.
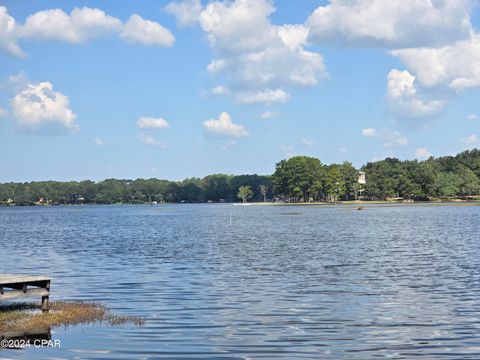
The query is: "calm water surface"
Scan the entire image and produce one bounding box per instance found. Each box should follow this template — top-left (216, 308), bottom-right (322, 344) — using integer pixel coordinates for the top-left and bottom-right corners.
top-left (1, 204), bottom-right (480, 359)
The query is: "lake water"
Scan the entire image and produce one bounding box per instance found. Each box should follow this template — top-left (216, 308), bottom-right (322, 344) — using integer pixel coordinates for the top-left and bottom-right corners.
top-left (1, 203), bottom-right (480, 359)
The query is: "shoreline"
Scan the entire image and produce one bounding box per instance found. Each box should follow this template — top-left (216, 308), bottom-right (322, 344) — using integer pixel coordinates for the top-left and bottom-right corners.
top-left (2, 199), bottom-right (480, 207)
top-left (243, 200), bottom-right (480, 207)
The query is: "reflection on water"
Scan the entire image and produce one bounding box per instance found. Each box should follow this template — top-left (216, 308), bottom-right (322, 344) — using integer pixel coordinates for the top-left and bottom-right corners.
top-left (1, 327), bottom-right (51, 349)
top-left (1, 204), bottom-right (480, 359)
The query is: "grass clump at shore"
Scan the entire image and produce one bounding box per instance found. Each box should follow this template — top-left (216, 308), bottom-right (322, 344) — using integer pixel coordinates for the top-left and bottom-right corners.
top-left (0, 301), bottom-right (144, 334)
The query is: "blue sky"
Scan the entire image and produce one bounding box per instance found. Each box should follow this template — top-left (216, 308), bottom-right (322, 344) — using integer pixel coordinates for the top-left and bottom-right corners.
top-left (1, 0), bottom-right (480, 182)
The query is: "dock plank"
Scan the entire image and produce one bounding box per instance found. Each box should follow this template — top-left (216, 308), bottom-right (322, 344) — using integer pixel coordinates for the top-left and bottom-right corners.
top-left (0, 288), bottom-right (49, 300)
top-left (1, 326), bottom-right (51, 340)
top-left (0, 274), bottom-right (50, 286)
top-left (0, 274), bottom-right (51, 311)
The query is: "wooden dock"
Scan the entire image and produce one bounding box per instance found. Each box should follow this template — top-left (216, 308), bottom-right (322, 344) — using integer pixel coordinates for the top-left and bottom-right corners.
top-left (0, 274), bottom-right (50, 312)
top-left (1, 327), bottom-right (51, 342)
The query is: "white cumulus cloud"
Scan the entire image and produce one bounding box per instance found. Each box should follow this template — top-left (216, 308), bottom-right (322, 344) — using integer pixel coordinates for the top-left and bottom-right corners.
top-left (302, 0), bottom-right (475, 120)
top-left (198, 0), bottom-right (277, 55)
top-left (1, 6), bottom-right (175, 56)
top-left (278, 24), bottom-right (309, 51)
top-left (167, 0), bottom-right (326, 103)
top-left (10, 81), bottom-right (78, 132)
top-left (386, 69), bottom-right (445, 119)
top-left (165, 0), bottom-right (202, 27)
top-left (307, 0), bottom-right (472, 49)
top-left (121, 14), bottom-right (175, 47)
top-left (203, 112), bottom-right (248, 138)
top-left (236, 89), bottom-right (290, 105)
top-left (0, 6), bottom-right (24, 57)
top-left (391, 33), bottom-right (480, 91)
top-left (20, 7), bottom-right (122, 43)
top-left (136, 117), bottom-right (170, 129)
top-left (467, 114), bottom-right (478, 121)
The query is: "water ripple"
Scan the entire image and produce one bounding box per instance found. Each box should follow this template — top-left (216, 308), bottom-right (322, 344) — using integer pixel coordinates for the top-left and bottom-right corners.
top-left (1, 204), bottom-right (480, 359)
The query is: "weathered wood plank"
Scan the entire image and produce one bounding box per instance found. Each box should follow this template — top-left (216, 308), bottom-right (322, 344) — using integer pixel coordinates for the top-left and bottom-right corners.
top-left (1, 327), bottom-right (51, 339)
top-left (0, 287), bottom-right (49, 300)
top-left (0, 274), bottom-right (50, 286)
top-left (0, 274), bottom-right (51, 312)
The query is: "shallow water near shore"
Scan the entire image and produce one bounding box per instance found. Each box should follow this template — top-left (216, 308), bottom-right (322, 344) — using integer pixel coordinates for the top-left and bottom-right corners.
top-left (1, 203), bottom-right (480, 359)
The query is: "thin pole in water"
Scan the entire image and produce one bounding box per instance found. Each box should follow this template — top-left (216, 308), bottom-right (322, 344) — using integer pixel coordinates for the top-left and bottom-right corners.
top-left (229, 210), bottom-right (232, 225)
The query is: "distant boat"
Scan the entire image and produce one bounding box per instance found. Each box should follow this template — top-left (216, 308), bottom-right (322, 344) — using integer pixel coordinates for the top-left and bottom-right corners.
top-left (151, 201), bottom-right (158, 205)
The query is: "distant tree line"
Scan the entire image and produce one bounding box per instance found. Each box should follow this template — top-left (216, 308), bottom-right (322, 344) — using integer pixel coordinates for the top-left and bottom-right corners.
top-left (0, 175), bottom-right (273, 206)
top-left (1, 149), bottom-right (480, 205)
top-left (363, 150), bottom-right (480, 200)
top-left (272, 149), bottom-right (480, 202)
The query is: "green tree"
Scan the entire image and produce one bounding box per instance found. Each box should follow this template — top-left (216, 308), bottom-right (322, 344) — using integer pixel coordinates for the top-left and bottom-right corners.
top-left (272, 156), bottom-right (323, 202)
top-left (237, 186), bottom-right (253, 203)
top-left (362, 158), bottom-right (402, 199)
top-left (434, 172), bottom-right (461, 197)
top-left (338, 162), bottom-right (358, 200)
top-left (203, 174), bottom-right (233, 202)
top-left (323, 165), bottom-right (346, 202)
top-left (231, 175), bottom-right (272, 202)
top-left (458, 167), bottom-right (480, 196)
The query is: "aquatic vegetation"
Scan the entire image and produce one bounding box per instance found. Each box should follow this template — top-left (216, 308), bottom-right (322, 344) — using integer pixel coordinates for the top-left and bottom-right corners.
top-left (0, 301), bottom-right (144, 334)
